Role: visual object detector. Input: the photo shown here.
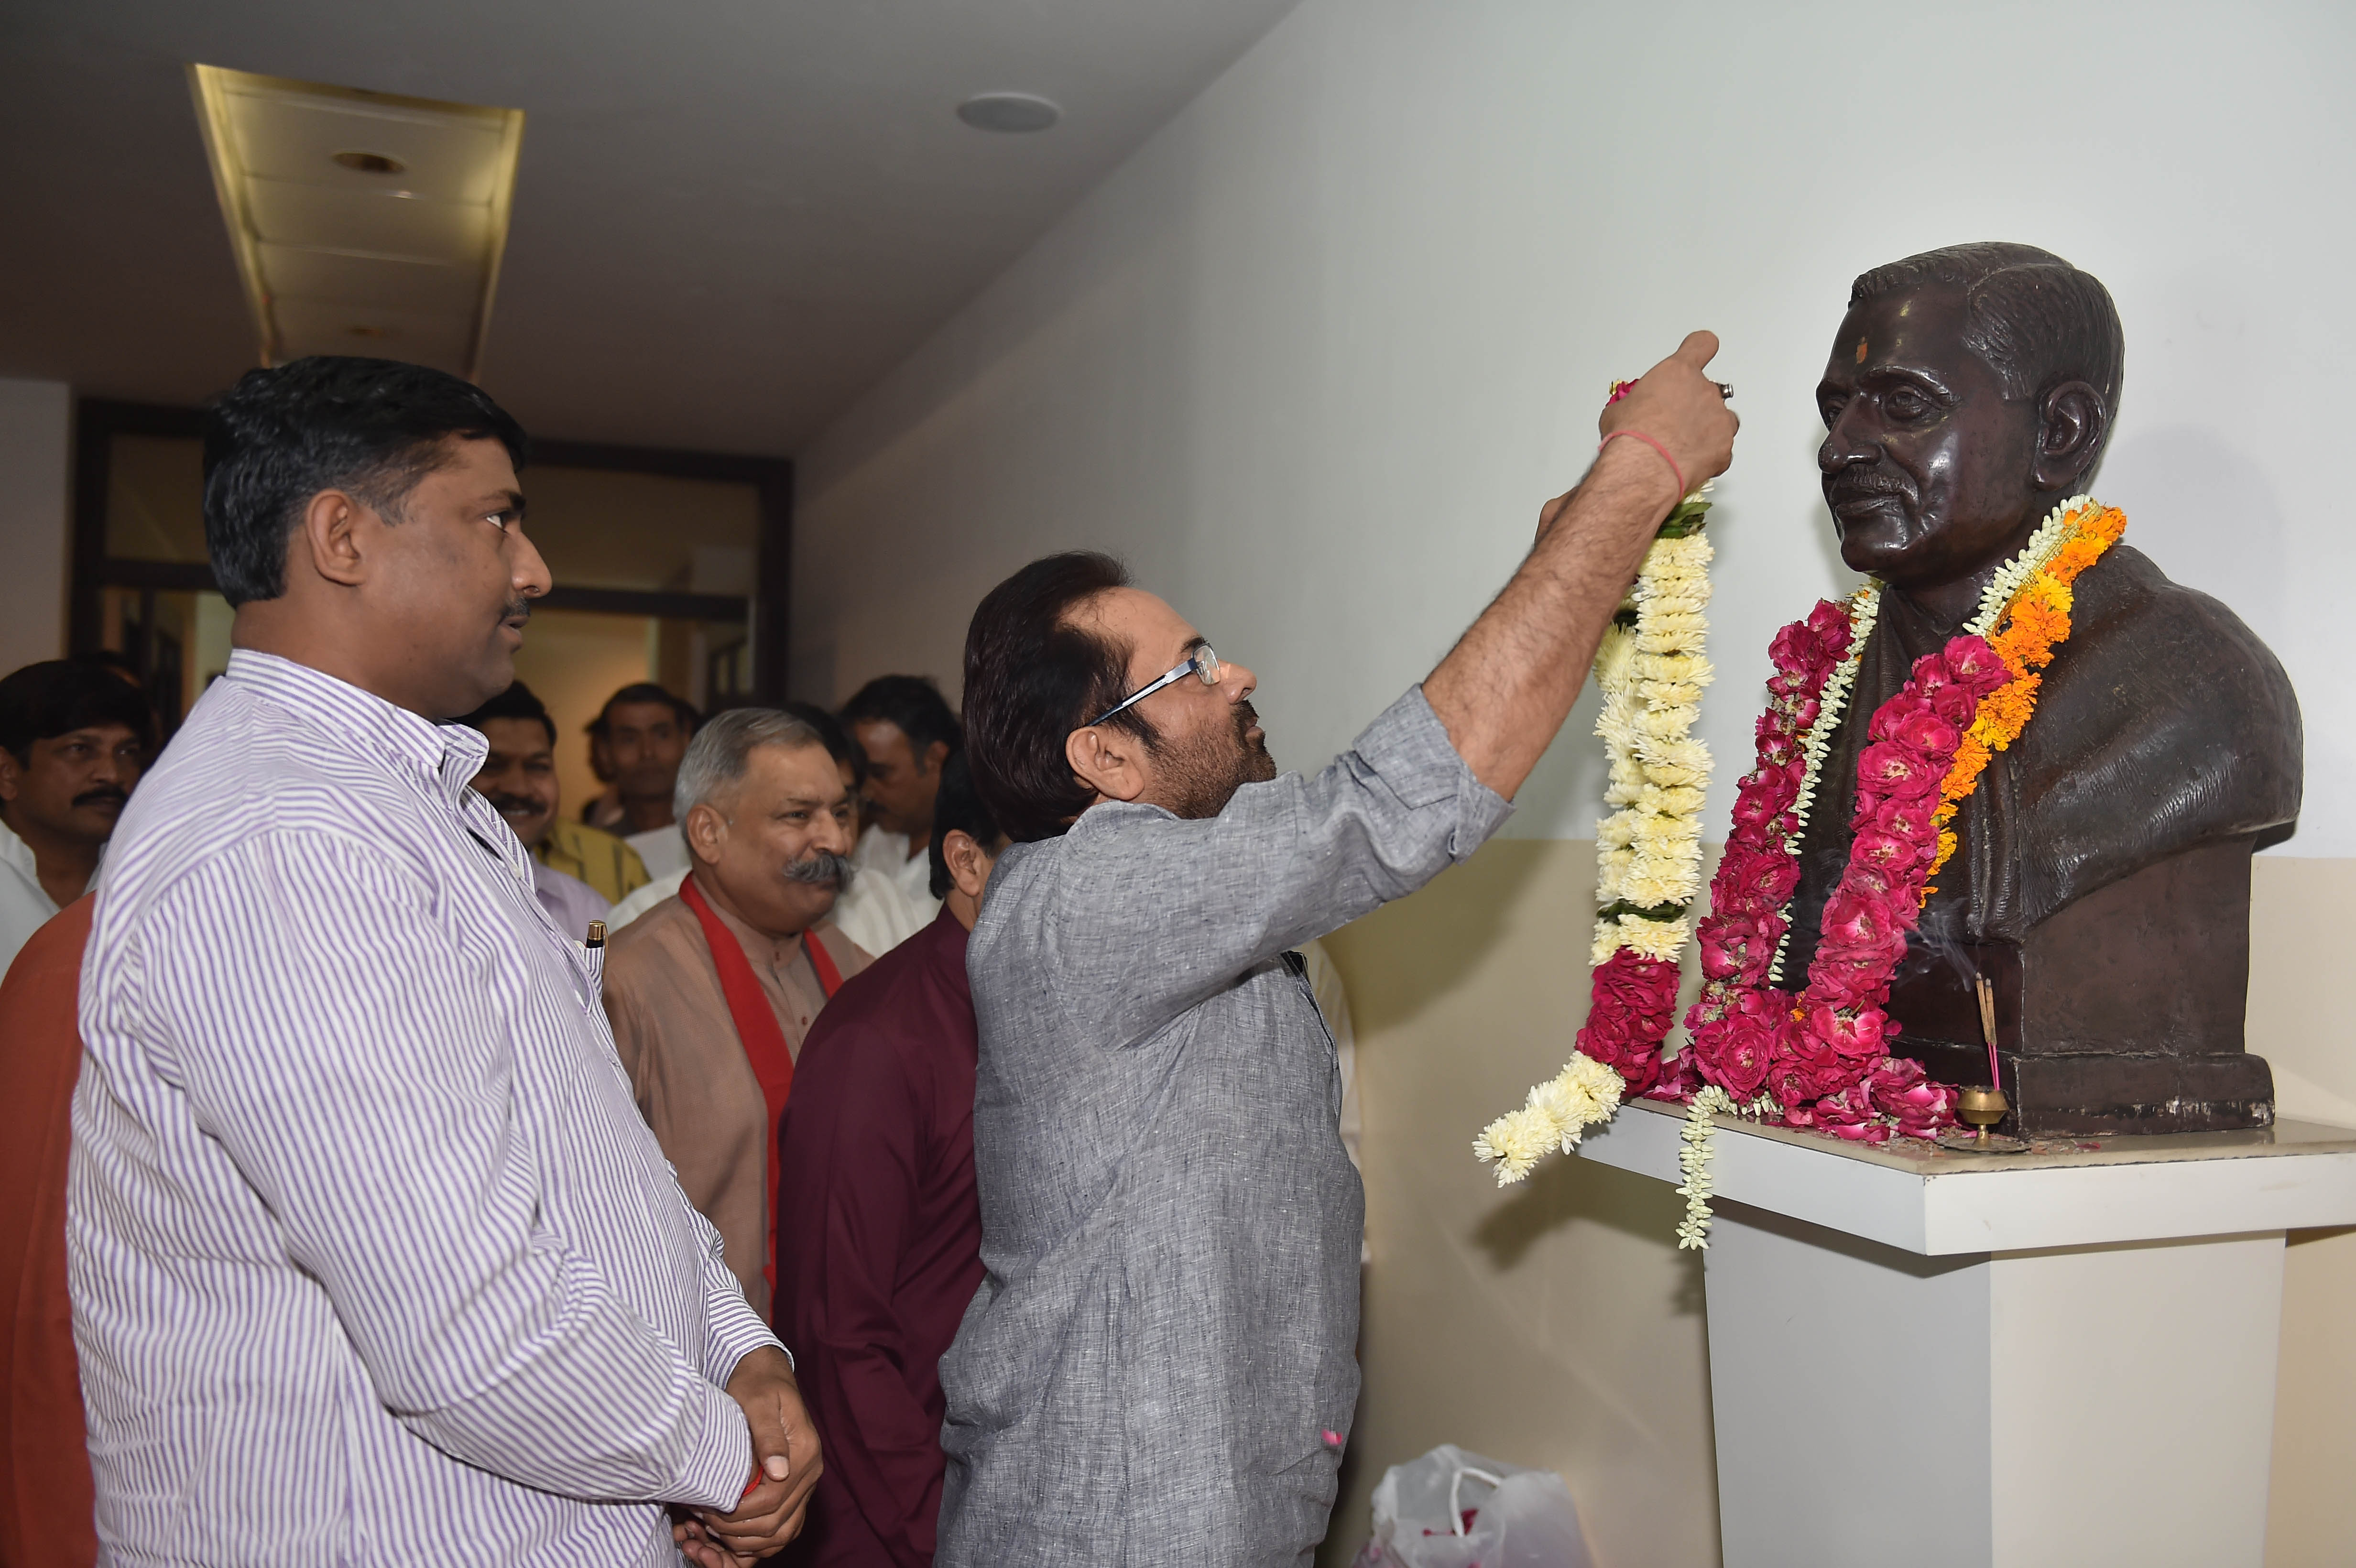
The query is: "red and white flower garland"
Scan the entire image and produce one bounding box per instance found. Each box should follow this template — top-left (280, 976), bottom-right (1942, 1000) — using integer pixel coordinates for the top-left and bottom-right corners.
top-left (1478, 495), bottom-right (2129, 1243)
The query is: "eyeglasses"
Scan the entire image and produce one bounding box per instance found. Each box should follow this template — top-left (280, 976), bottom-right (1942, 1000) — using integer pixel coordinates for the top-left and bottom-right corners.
top-left (1087, 642), bottom-right (1222, 728)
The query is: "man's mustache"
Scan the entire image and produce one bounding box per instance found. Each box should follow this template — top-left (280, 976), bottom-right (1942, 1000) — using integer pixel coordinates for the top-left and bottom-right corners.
top-left (74, 786), bottom-right (129, 810)
top-left (501, 597), bottom-right (534, 625)
top-left (483, 792), bottom-right (542, 817)
top-left (1234, 699), bottom-right (1270, 755)
top-left (784, 851), bottom-right (854, 889)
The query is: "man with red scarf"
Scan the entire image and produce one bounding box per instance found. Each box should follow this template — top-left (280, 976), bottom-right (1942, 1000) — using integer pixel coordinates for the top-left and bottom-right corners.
top-left (604, 708), bottom-right (870, 1319)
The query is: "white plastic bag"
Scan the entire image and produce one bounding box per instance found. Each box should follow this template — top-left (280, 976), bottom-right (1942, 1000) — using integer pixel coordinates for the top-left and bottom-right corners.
top-left (1351, 1443), bottom-right (1592, 1568)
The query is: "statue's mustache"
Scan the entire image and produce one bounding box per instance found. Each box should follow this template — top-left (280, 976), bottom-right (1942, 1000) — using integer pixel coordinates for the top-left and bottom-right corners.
top-left (1826, 466), bottom-right (1915, 506)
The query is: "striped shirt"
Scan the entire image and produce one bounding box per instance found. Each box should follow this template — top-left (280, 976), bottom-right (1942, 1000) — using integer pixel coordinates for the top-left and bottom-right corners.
top-left (69, 650), bottom-right (780, 1566)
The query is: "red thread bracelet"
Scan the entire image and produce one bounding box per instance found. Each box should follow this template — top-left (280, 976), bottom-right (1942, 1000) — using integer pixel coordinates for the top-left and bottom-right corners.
top-left (1599, 429), bottom-right (1684, 498)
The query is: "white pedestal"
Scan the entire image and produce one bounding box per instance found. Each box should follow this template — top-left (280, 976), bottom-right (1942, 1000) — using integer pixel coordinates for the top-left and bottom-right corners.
top-left (1577, 1103), bottom-right (2356, 1568)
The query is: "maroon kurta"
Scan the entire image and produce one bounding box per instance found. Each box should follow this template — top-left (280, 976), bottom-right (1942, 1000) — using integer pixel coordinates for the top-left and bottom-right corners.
top-left (775, 909), bottom-right (983, 1568)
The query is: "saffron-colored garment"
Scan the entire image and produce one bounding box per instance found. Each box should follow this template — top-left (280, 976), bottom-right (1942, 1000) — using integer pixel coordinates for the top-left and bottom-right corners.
top-left (603, 891), bottom-right (869, 1319)
top-left (534, 816), bottom-right (650, 905)
top-left (776, 909), bottom-right (983, 1568)
top-left (0, 895), bottom-right (97, 1568)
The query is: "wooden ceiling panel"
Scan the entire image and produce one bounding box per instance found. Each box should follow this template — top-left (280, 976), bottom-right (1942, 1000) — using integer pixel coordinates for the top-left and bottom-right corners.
top-left (243, 181), bottom-right (486, 264)
top-left (225, 90), bottom-right (509, 202)
top-left (190, 65), bottom-right (522, 379)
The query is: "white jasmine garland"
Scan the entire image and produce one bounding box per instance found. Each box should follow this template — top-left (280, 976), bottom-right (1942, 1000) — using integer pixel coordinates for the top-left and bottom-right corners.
top-left (1591, 522), bottom-right (1715, 953)
top-left (1470, 1104), bottom-right (1561, 1184)
top-left (1672, 1087), bottom-right (1780, 1248)
top-left (1478, 489), bottom-right (1713, 1186)
top-left (1968, 493), bottom-right (2090, 636)
top-left (1473, 1056), bottom-right (1627, 1186)
top-left (1673, 1088), bottom-right (1734, 1249)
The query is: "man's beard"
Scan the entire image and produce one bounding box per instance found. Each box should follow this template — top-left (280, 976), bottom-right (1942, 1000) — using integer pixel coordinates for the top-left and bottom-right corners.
top-left (1156, 701), bottom-right (1276, 821)
top-left (784, 850), bottom-right (854, 889)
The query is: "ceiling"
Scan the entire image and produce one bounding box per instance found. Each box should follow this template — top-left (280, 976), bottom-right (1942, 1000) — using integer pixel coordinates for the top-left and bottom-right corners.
top-left (0, 0), bottom-right (1301, 456)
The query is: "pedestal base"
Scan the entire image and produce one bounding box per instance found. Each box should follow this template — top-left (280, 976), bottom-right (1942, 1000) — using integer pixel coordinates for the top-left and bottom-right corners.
top-left (1904, 1040), bottom-right (2275, 1136)
top-left (1707, 1206), bottom-right (2281, 1567)
top-left (1575, 1102), bottom-right (2356, 1568)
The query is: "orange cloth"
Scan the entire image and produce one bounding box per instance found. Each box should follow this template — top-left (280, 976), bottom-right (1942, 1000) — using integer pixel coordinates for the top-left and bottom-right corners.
top-left (0, 894), bottom-right (96, 1568)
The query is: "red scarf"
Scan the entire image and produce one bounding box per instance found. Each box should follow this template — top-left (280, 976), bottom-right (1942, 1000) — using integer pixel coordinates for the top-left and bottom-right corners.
top-left (678, 874), bottom-right (842, 1296)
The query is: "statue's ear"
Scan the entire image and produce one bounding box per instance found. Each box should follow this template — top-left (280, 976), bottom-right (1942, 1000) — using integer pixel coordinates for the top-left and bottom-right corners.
top-left (2034, 380), bottom-right (2109, 491)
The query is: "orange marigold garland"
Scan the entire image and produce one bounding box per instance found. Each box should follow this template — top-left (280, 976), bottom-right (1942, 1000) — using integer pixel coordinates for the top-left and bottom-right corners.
top-left (1920, 497), bottom-right (2126, 896)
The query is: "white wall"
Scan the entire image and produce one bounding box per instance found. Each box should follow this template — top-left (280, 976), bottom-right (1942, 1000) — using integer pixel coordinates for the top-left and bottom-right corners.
top-left (0, 379), bottom-right (72, 676)
top-left (797, 0), bottom-right (2354, 855)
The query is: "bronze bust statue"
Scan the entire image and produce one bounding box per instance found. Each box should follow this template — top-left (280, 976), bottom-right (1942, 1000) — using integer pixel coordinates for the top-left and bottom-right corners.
top-left (1781, 243), bottom-right (2302, 1134)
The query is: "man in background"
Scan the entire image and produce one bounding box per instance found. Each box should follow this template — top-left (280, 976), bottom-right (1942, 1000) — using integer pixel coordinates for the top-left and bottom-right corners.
top-left (72, 355), bottom-right (817, 1564)
top-left (604, 709), bottom-right (870, 1319)
top-left (833, 676), bottom-right (959, 955)
top-left (0, 662), bottom-right (150, 976)
top-left (606, 701), bottom-right (862, 933)
top-left (775, 752), bottom-right (1002, 1568)
top-left (456, 680), bottom-right (641, 938)
top-left (590, 682), bottom-right (701, 880)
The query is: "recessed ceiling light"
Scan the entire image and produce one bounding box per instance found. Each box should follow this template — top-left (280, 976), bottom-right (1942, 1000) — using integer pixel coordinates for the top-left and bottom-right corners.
top-left (331, 150), bottom-right (408, 175)
top-left (956, 93), bottom-right (1059, 133)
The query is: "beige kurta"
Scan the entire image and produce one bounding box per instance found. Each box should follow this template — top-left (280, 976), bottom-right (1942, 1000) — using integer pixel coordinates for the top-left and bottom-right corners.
top-left (602, 891), bottom-right (871, 1319)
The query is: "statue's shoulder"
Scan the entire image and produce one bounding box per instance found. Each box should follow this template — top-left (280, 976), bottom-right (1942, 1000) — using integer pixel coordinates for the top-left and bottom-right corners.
top-left (2046, 541), bottom-right (2301, 818)
top-left (2069, 544), bottom-right (2293, 702)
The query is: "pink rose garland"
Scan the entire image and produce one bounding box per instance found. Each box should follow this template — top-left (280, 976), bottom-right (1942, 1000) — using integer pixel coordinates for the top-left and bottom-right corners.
top-left (1674, 611), bottom-right (2009, 1140)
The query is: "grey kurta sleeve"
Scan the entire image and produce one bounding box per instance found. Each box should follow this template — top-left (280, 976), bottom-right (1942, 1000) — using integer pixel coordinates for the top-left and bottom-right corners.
top-left (1015, 685), bottom-right (1510, 1051)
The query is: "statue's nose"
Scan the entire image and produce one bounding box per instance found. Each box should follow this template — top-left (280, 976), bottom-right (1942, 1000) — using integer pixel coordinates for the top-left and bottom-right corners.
top-left (1819, 413), bottom-right (1876, 474)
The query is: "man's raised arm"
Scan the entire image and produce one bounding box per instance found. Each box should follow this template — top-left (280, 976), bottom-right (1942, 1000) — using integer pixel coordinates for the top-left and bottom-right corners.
top-left (1424, 331), bottom-right (1738, 798)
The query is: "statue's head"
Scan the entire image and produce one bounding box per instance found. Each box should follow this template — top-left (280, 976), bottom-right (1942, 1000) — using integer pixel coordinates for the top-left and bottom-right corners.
top-left (1817, 243), bottom-right (2123, 591)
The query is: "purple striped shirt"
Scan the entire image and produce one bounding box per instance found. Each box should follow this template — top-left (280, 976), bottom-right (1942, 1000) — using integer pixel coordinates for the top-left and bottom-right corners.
top-left (70, 650), bottom-right (779, 1565)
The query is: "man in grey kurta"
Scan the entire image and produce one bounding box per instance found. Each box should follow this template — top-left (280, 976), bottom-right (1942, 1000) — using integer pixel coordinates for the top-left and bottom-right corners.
top-left (943, 688), bottom-right (1506, 1562)
top-left (938, 332), bottom-right (1739, 1566)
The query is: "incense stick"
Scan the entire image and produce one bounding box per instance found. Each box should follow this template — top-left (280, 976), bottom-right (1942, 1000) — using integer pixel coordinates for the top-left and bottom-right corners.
top-left (1975, 974), bottom-right (2000, 1087)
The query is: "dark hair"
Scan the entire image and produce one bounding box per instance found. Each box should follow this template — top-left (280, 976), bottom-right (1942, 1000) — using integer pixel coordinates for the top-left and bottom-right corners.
top-left (778, 700), bottom-right (861, 782)
top-left (75, 649), bottom-right (144, 688)
top-left (202, 356), bottom-right (529, 608)
top-left (839, 674), bottom-right (962, 762)
top-left (587, 682), bottom-right (701, 739)
top-left (1851, 243), bottom-right (2124, 435)
top-left (962, 551), bottom-right (1148, 844)
top-left (455, 680), bottom-right (556, 748)
top-left (928, 749), bottom-right (1004, 899)
top-left (0, 661), bottom-right (157, 763)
